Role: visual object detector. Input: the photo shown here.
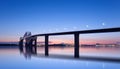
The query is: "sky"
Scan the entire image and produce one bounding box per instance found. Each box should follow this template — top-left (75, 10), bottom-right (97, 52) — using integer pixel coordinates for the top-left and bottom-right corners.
top-left (0, 0), bottom-right (120, 44)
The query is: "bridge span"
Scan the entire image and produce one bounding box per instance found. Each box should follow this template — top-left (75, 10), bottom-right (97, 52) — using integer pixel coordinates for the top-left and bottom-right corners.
top-left (19, 27), bottom-right (120, 58)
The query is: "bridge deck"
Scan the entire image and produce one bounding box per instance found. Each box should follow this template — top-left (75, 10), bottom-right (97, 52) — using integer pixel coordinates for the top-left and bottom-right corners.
top-left (31, 27), bottom-right (120, 37)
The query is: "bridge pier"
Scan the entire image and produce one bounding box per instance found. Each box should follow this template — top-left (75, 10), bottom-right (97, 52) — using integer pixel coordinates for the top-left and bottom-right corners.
top-left (45, 35), bottom-right (49, 56)
top-left (24, 37), bottom-right (37, 54)
top-left (74, 33), bottom-right (79, 58)
top-left (19, 37), bottom-right (23, 46)
top-left (34, 38), bottom-right (37, 54)
top-left (19, 37), bottom-right (24, 52)
top-left (31, 37), bottom-right (37, 54)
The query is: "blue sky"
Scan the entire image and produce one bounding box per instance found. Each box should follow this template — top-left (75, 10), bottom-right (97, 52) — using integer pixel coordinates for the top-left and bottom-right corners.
top-left (0, 0), bottom-right (120, 43)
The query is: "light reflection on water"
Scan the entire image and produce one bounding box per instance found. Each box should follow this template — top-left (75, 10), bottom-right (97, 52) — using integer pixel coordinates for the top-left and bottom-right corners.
top-left (0, 46), bottom-right (120, 69)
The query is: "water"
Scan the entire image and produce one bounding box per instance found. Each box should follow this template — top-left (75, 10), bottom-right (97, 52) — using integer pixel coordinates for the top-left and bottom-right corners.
top-left (0, 46), bottom-right (120, 69)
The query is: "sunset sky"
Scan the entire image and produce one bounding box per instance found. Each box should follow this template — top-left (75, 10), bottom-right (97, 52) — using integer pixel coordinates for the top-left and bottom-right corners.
top-left (0, 0), bottom-right (120, 44)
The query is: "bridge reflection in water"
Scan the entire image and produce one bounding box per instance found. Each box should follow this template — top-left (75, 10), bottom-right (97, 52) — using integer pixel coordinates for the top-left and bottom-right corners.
top-left (19, 27), bottom-right (120, 62)
top-left (19, 46), bottom-right (120, 63)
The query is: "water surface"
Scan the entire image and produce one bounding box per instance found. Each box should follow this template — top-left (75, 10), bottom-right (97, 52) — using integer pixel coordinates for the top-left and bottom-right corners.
top-left (0, 46), bottom-right (120, 69)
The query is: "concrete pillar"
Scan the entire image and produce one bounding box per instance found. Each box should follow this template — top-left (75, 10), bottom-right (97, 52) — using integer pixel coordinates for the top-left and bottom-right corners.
top-left (45, 35), bottom-right (49, 56)
top-left (19, 38), bottom-right (23, 52)
top-left (34, 38), bottom-right (37, 54)
top-left (74, 33), bottom-right (79, 58)
top-left (19, 37), bottom-right (23, 46)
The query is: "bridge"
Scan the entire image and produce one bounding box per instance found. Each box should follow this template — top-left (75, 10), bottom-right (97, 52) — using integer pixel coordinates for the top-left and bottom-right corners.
top-left (19, 27), bottom-right (120, 58)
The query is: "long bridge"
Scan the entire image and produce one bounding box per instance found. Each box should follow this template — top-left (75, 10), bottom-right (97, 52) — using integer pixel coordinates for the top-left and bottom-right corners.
top-left (19, 27), bottom-right (120, 58)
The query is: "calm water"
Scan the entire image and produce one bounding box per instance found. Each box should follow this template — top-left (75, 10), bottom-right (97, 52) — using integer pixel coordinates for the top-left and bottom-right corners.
top-left (0, 46), bottom-right (120, 69)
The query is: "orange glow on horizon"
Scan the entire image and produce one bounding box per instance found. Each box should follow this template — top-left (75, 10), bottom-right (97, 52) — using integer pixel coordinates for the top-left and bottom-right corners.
top-left (0, 37), bottom-right (119, 45)
top-left (37, 39), bottom-right (118, 45)
top-left (0, 38), bottom-right (19, 42)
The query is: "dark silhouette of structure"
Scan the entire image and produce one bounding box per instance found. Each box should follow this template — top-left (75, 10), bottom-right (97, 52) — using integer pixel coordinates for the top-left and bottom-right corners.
top-left (19, 27), bottom-right (120, 58)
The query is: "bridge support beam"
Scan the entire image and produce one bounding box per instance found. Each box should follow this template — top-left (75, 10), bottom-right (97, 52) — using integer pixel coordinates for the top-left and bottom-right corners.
top-left (34, 38), bottom-right (37, 54)
top-left (74, 33), bottom-right (79, 58)
top-left (30, 37), bottom-right (37, 54)
top-left (19, 37), bottom-right (23, 52)
top-left (19, 38), bottom-right (23, 47)
top-left (45, 35), bottom-right (49, 56)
